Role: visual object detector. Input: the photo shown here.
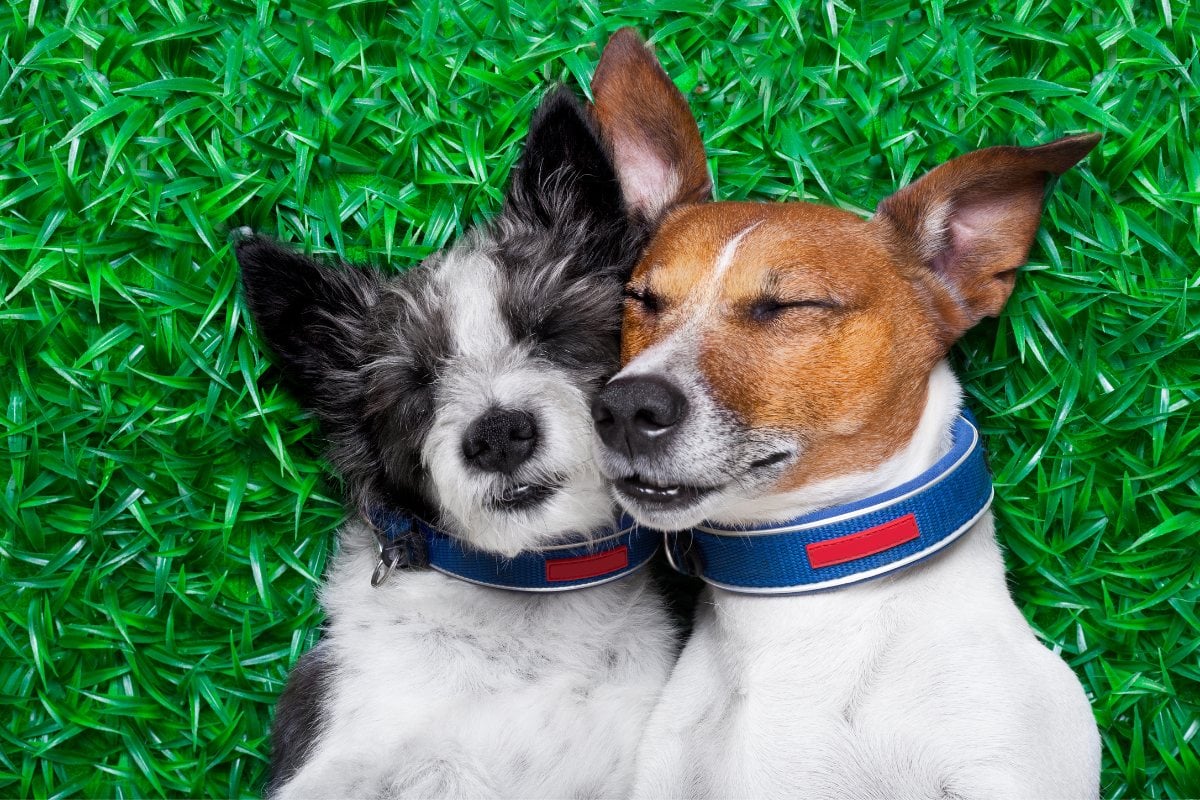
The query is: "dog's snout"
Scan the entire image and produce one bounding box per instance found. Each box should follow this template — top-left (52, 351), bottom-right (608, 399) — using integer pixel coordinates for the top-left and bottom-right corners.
top-left (462, 408), bottom-right (538, 474)
top-left (592, 376), bottom-right (687, 458)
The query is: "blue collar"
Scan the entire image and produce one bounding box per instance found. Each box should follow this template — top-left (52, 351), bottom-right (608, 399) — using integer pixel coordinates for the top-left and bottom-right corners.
top-left (660, 413), bottom-right (994, 594)
top-left (368, 510), bottom-right (659, 592)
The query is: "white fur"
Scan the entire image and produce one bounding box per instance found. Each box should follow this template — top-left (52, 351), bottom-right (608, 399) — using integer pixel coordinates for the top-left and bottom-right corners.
top-left (278, 526), bottom-right (675, 799)
top-left (274, 242), bottom-right (676, 798)
top-left (629, 363), bottom-right (1101, 799)
top-left (597, 222), bottom-right (802, 532)
top-left (421, 247), bottom-right (612, 556)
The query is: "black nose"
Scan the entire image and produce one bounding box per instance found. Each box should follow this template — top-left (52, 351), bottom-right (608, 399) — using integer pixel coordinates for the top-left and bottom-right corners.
top-left (462, 409), bottom-right (538, 474)
top-left (592, 376), bottom-right (687, 459)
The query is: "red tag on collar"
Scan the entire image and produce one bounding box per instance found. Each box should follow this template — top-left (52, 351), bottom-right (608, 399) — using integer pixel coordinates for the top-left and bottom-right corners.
top-left (806, 514), bottom-right (920, 569)
top-left (545, 545), bottom-right (629, 582)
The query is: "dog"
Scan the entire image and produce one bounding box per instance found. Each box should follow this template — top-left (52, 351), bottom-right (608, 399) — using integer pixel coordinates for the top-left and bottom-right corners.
top-left (236, 75), bottom-right (706, 798)
top-left (589, 31), bottom-right (1101, 799)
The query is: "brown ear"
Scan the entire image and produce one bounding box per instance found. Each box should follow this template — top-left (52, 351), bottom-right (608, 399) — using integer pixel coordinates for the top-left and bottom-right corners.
top-left (591, 28), bottom-right (711, 223)
top-left (873, 133), bottom-right (1100, 340)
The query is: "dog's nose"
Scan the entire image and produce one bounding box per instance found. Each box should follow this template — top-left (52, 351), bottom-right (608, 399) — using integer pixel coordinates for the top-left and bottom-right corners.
top-left (592, 376), bottom-right (687, 458)
top-left (462, 409), bottom-right (538, 474)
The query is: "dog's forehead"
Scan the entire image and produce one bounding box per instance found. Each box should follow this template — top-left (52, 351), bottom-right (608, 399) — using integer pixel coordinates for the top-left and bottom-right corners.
top-left (633, 203), bottom-right (766, 294)
top-left (637, 202), bottom-right (887, 299)
top-left (365, 245), bottom-right (511, 376)
top-left (432, 247), bottom-right (511, 359)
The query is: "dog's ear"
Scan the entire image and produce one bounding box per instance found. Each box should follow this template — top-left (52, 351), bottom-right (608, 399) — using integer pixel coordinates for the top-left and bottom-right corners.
top-left (873, 133), bottom-right (1099, 341)
top-left (236, 235), bottom-right (380, 404)
top-left (591, 28), bottom-right (711, 224)
top-left (506, 86), bottom-right (625, 230)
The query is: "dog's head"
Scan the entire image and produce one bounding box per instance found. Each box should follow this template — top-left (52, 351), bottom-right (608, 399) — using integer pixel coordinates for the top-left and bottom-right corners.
top-left (237, 86), bottom-right (695, 555)
top-left (589, 46), bottom-right (1097, 530)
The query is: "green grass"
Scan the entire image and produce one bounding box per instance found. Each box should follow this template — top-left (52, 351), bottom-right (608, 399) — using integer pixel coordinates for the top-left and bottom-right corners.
top-left (0, 0), bottom-right (1196, 796)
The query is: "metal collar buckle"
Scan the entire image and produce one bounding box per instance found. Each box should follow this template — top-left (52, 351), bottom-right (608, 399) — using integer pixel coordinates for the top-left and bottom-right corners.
top-left (370, 525), bottom-right (426, 588)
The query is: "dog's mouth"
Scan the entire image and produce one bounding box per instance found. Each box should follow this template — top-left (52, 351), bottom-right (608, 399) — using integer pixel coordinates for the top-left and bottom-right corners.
top-left (614, 475), bottom-right (719, 509)
top-left (488, 480), bottom-right (559, 511)
top-left (612, 451), bottom-right (792, 512)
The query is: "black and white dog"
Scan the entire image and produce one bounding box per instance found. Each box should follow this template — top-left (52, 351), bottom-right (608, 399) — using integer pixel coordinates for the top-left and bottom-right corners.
top-left (236, 80), bottom-right (704, 798)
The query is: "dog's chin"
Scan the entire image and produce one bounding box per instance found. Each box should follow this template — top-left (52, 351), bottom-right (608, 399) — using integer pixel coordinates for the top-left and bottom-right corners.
top-left (451, 479), bottom-right (615, 557)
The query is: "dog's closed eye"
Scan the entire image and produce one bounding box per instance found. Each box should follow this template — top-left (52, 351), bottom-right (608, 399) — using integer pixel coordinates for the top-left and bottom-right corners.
top-left (745, 297), bottom-right (842, 323)
top-left (622, 285), bottom-right (661, 314)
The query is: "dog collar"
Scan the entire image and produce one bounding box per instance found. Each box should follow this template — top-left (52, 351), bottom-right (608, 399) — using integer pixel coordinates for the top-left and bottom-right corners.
top-left (661, 413), bottom-right (994, 594)
top-left (368, 510), bottom-right (658, 592)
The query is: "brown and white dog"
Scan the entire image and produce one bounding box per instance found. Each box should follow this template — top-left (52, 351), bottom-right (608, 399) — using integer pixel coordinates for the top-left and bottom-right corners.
top-left (590, 30), bottom-right (1101, 799)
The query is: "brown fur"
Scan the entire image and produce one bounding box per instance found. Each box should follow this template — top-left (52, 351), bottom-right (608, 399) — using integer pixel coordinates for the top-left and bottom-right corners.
top-left (621, 138), bottom-right (1098, 491)
top-left (591, 29), bottom-right (711, 222)
top-left (875, 135), bottom-right (1101, 341)
top-left (623, 202), bottom-right (941, 489)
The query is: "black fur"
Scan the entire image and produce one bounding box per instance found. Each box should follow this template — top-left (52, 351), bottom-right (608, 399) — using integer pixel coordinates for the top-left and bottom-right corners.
top-left (506, 86), bottom-right (627, 233)
top-left (238, 86), bottom-right (650, 786)
top-left (496, 87), bottom-right (645, 389)
top-left (236, 238), bottom-right (381, 406)
top-left (648, 555), bottom-right (704, 641)
top-left (266, 644), bottom-right (331, 796)
top-left (237, 87), bottom-right (641, 522)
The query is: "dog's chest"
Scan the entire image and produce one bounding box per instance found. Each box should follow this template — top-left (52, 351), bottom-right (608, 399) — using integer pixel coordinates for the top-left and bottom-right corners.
top-left (305, 546), bottom-right (673, 798)
top-left (636, 527), bottom-right (1096, 799)
top-left (665, 599), bottom-right (960, 798)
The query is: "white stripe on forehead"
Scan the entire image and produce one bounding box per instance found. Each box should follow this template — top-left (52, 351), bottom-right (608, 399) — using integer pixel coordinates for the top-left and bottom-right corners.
top-left (711, 220), bottom-right (762, 288)
top-left (618, 220), bottom-right (762, 380)
top-left (436, 249), bottom-right (509, 359)
top-left (675, 219), bottom-right (763, 316)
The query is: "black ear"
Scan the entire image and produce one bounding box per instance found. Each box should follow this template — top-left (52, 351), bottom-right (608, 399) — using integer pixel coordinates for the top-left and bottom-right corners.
top-left (235, 235), bottom-right (380, 404)
top-left (504, 86), bottom-right (626, 229)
